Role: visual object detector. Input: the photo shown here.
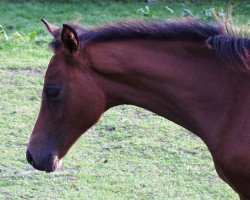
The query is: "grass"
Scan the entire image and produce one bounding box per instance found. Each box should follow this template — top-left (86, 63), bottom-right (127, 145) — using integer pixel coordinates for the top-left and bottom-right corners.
top-left (1, 0), bottom-right (249, 199)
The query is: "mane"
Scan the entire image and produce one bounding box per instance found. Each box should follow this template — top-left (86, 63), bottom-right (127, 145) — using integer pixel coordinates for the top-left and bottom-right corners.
top-left (50, 20), bottom-right (250, 71)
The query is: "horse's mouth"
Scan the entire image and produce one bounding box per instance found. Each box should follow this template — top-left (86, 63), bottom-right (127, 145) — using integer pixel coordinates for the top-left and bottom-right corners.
top-left (27, 151), bottom-right (63, 173)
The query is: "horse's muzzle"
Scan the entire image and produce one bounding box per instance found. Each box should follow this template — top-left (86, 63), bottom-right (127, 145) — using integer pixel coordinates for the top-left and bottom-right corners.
top-left (26, 150), bottom-right (62, 173)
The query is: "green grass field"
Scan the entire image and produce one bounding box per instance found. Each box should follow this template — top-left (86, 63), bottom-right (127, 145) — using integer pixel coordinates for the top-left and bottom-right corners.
top-left (1, 0), bottom-right (249, 199)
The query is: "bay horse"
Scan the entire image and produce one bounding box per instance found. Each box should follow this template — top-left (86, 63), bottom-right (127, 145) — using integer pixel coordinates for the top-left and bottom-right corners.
top-left (26, 19), bottom-right (250, 199)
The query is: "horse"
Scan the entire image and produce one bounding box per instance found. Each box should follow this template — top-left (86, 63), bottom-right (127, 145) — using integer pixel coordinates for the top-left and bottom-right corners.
top-left (26, 18), bottom-right (250, 199)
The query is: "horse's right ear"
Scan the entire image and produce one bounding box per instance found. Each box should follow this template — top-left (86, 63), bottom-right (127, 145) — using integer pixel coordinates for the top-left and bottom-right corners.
top-left (41, 19), bottom-right (61, 39)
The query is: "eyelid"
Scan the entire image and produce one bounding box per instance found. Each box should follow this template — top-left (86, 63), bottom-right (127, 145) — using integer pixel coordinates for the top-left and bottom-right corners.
top-left (44, 85), bottom-right (61, 90)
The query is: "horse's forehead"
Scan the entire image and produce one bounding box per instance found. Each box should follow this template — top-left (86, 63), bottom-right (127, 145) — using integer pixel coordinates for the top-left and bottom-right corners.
top-left (45, 54), bottom-right (68, 80)
top-left (49, 53), bottom-right (66, 68)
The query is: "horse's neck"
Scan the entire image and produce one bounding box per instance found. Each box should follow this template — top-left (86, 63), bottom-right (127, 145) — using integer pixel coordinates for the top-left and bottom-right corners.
top-left (87, 39), bottom-right (245, 145)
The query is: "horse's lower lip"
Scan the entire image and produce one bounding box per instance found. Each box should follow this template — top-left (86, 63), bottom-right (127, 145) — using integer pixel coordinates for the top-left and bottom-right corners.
top-left (45, 154), bottom-right (62, 173)
top-left (45, 154), bottom-right (56, 172)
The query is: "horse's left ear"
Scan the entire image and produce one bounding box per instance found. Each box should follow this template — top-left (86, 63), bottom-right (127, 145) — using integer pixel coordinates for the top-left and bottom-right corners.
top-left (61, 24), bottom-right (79, 55)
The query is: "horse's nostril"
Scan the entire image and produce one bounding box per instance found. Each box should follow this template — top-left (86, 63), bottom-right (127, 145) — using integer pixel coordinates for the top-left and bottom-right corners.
top-left (26, 150), bottom-right (33, 164)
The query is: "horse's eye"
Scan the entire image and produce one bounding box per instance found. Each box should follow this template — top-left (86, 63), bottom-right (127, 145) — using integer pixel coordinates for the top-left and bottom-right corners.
top-left (44, 87), bottom-right (60, 98)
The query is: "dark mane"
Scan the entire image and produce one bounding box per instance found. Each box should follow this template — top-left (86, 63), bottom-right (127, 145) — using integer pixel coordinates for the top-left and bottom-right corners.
top-left (79, 20), bottom-right (221, 44)
top-left (50, 20), bottom-right (250, 71)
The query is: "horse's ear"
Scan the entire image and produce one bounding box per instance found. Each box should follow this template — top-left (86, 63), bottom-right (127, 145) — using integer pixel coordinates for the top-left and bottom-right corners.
top-left (61, 24), bottom-right (79, 55)
top-left (41, 19), bottom-right (60, 39)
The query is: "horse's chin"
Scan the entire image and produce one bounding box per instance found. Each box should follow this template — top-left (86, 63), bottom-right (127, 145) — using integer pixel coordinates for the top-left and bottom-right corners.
top-left (45, 154), bottom-right (63, 173)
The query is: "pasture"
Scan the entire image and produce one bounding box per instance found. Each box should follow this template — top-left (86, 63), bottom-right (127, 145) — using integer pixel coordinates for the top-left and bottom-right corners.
top-left (0, 0), bottom-right (249, 199)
